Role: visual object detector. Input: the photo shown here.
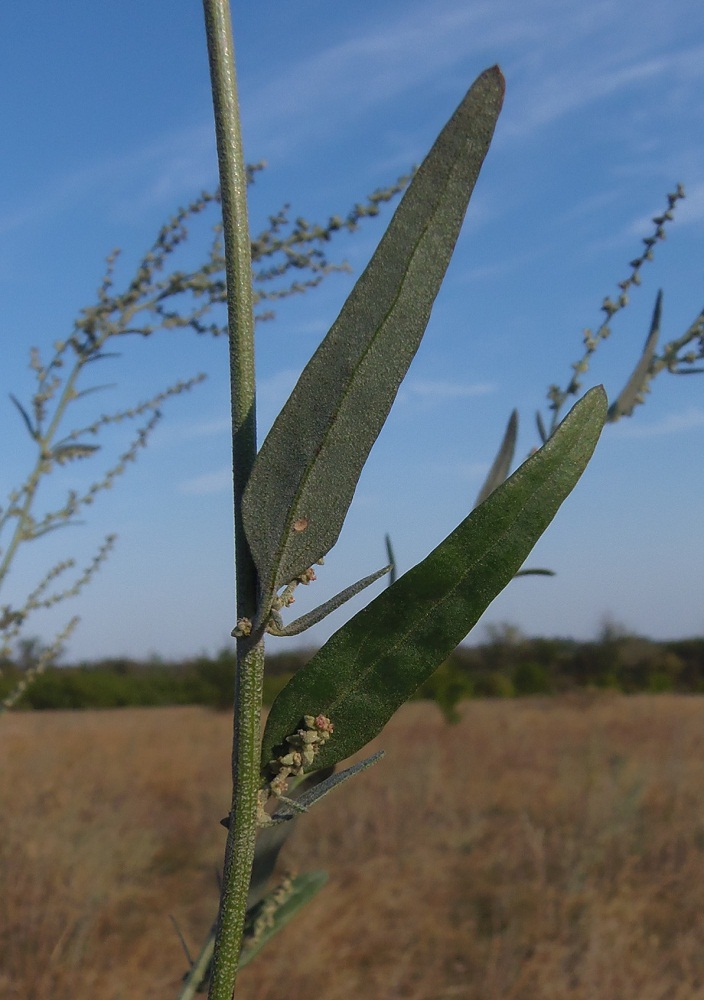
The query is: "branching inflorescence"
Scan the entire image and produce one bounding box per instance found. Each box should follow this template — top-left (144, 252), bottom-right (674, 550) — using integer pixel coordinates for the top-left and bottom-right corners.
top-left (1, 170), bottom-right (409, 707)
top-left (540, 184), bottom-right (701, 439)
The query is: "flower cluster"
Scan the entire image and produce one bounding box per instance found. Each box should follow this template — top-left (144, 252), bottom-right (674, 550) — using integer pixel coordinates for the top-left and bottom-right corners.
top-left (257, 714), bottom-right (334, 826)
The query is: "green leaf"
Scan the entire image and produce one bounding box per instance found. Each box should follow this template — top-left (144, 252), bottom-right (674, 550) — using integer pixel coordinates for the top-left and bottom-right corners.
top-left (385, 533), bottom-right (397, 587)
top-left (269, 750), bottom-right (384, 823)
top-left (474, 408), bottom-right (518, 506)
top-left (514, 568), bottom-right (555, 577)
top-left (607, 289), bottom-right (661, 421)
top-left (243, 67), bottom-right (505, 612)
top-left (267, 564), bottom-right (392, 636)
top-left (238, 872), bottom-right (328, 969)
top-left (50, 444), bottom-right (100, 464)
top-left (535, 409), bottom-right (548, 445)
top-left (244, 766), bottom-right (334, 908)
top-left (72, 383), bottom-right (117, 401)
top-left (9, 394), bottom-right (37, 440)
top-left (261, 386), bottom-right (606, 771)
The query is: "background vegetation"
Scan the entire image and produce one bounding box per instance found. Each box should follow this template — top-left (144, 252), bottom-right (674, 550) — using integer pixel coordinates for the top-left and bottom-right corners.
top-left (3, 627), bottom-right (704, 715)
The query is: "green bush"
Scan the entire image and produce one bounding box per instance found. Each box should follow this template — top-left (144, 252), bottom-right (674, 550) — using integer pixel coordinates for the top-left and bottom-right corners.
top-left (512, 661), bottom-right (552, 695)
top-left (474, 671), bottom-right (515, 698)
top-left (415, 659), bottom-right (475, 722)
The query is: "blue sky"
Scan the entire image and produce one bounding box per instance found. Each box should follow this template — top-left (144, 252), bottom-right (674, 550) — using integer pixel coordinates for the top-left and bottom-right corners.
top-left (1, 1), bottom-right (703, 663)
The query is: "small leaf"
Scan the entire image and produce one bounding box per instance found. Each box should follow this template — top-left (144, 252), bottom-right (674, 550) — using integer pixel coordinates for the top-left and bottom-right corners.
top-left (243, 68), bottom-right (505, 612)
top-left (268, 564), bottom-right (392, 636)
top-left (25, 520), bottom-right (84, 540)
top-left (82, 351), bottom-right (121, 364)
top-left (246, 766), bottom-right (334, 908)
top-left (176, 869), bottom-right (329, 994)
top-left (50, 444), bottom-right (100, 464)
top-left (607, 289), bottom-right (661, 421)
top-left (536, 410), bottom-right (548, 444)
top-left (239, 872), bottom-right (328, 969)
top-left (269, 750), bottom-right (384, 824)
top-left (474, 408), bottom-right (518, 506)
top-left (261, 387), bottom-right (606, 771)
top-left (72, 383), bottom-right (117, 401)
top-left (385, 534), bottom-right (397, 587)
top-left (514, 568), bottom-right (555, 577)
top-left (244, 822), bottom-right (298, 906)
top-left (9, 394), bottom-right (37, 440)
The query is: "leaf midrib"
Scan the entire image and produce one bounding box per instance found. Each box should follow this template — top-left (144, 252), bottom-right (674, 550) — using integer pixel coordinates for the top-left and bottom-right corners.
top-left (268, 143), bottom-right (472, 591)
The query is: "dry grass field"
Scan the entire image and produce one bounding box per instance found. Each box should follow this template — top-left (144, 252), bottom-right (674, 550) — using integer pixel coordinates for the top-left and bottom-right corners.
top-left (3, 695), bottom-right (704, 999)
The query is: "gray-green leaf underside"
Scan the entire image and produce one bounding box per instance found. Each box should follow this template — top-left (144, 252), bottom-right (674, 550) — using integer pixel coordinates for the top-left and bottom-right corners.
top-left (242, 67), bottom-right (505, 614)
top-left (607, 289), bottom-right (661, 421)
top-left (261, 386), bottom-right (606, 772)
top-left (474, 408), bottom-right (518, 506)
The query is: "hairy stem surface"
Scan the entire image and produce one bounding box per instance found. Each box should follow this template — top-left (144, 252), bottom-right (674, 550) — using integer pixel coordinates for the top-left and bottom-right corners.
top-left (202, 1), bottom-right (262, 997)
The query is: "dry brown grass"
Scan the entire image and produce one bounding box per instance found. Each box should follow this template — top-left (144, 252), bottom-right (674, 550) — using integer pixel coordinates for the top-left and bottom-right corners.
top-left (3, 695), bottom-right (704, 999)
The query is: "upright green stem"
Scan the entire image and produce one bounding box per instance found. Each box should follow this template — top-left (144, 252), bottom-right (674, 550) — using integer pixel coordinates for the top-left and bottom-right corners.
top-left (202, 2), bottom-right (264, 998)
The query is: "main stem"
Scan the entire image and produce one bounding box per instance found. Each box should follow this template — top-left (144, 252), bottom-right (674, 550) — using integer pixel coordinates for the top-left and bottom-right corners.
top-left (202, 2), bottom-right (264, 998)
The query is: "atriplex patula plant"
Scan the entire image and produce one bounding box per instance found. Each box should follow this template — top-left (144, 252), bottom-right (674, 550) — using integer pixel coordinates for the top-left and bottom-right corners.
top-left (0, 160), bottom-right (407, 715)
top-left (190, 2), bottom-right (607, 996)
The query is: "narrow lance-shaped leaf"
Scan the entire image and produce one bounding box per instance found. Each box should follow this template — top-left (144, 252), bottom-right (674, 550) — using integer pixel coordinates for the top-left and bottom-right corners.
top-left (177, 871), bottom-right (329, 996)
top-left (267, 564), bottom-right (392, 636)
top-left (474, 408), bottom-right (518, 507)
top-left (261, 386), bottom-right (607, 771)
top-left (385, 534), bottom-right (397, 587)
top-left (9, 394), bottom-right (38, 440)
top-left (607, 289), bottom-right (662, 421)
top-left (536, 409), bottom-right (548, 445)
top-left (238, 872), bottom-right (329, 970)
top-left (514, 568), bottom-right (555, 578)
top-left (242, 68), bottom-right (505, 617)
top-left (269, 750), bottom-right (384, 824)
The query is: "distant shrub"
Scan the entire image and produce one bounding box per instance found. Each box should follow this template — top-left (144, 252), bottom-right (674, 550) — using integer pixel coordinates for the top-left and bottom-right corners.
top-left (475, 671), bottom-right (515, 699)
top-left (6, 636), bottom-right (704, 712)
top-left (415, 659), bottom-right (475, 723)
top-left (512, 661), bottom-right (552, 695)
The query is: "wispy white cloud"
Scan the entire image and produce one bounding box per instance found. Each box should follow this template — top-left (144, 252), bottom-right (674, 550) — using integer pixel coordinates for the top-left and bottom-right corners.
top-left (0, 122), bottom-right (217, 237)
top-left (242, 0), bottom-right (704, 164)
top-left (402, 379), bottom-right (496, 400)
top-left (178, 466), bottom-right (232, 495)
top-left (502, 55), bottom-right (673, 138)
top-left (241, 0), bottom-right (566, 158)
top-left (677, 182), bottom-right (704, 225)
top-left (612, 406), bottom-right (704, 438)
top-left (6, 0), bottom-right (702, 244)
top-left (177, 417), bottom-right (231, 441)
top-left (427, 459), bottom-right (490, 483)
top-left (627, 181), bottom-right (704, 232)
top-left (257, 368), bottom-right (301, 407)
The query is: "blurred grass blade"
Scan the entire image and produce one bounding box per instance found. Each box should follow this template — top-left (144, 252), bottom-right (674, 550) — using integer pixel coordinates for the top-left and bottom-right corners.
top-left (239, 872), bottom-right (329, 969)
top-left (243, 67), bottom-right (505, 610)
top-left (270, 750), bottom-right (384, 823)
top-left (474, 408), bottom-right (518, 506)
top-left (607, 289), bottom-right (661, 421)
top-left (262, 386), bottom-right (606, 771)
